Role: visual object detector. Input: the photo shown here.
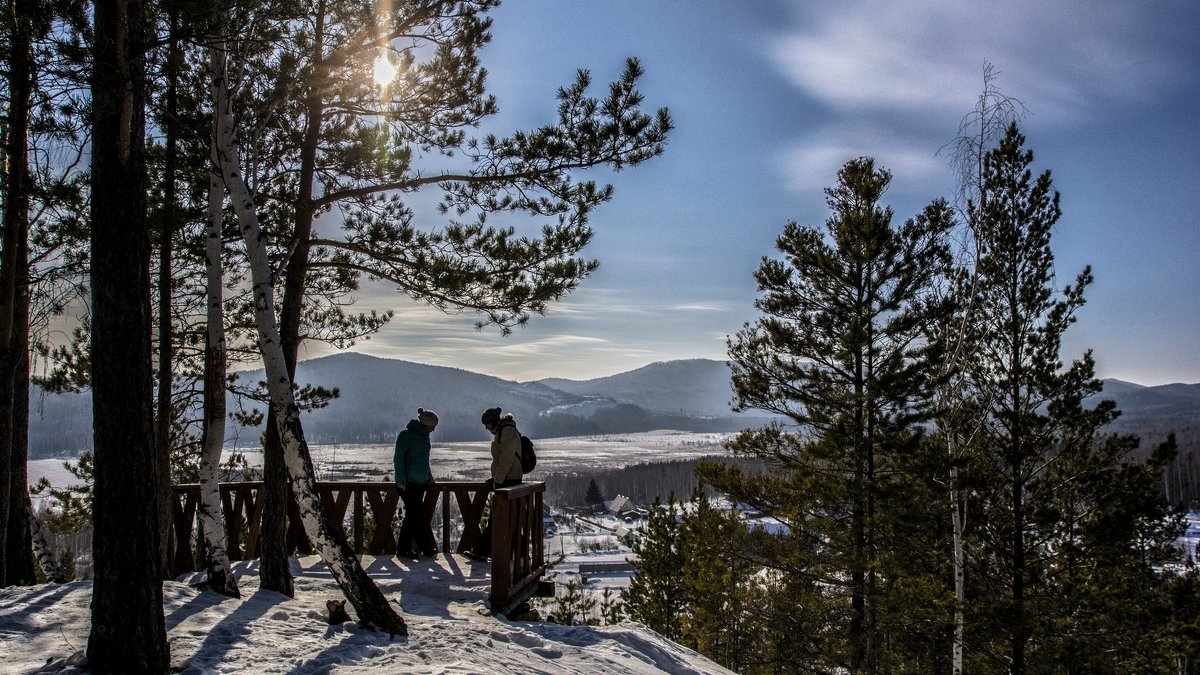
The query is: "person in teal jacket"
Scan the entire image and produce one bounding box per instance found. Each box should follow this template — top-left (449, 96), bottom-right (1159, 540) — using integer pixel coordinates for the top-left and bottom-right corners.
top-left (394, 407), bottom-right (438, 559)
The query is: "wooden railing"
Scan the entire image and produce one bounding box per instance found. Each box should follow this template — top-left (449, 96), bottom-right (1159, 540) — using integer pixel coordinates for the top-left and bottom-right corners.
top-left (169, 480), bottom-right (547, 613)
top-left (489, 482), bottom-right (549, 615)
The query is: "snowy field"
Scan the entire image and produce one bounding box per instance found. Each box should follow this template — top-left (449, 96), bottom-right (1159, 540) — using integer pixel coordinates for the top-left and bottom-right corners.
top-left (1183, 513), bottom-right (1200, 564)
top-left (28, 430), bottom-right (736, 500)
top-left (244, 430), bottom-right (738, 482)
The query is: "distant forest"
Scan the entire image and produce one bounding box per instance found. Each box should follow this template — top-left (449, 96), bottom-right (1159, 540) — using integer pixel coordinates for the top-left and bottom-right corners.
top-left (542, 457), bottom-right (770, 510)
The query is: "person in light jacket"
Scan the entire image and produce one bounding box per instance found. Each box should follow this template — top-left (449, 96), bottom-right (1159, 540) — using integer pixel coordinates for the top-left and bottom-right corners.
top-left (394, 407), bottom-right (438, 559)
top-left (465, 407), bottom-right (523, 561)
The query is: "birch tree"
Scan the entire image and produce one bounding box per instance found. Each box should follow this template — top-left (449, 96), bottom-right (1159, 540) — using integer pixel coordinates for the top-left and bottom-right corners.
top-left (936, 62), bottom-right (1026, 674)
top-left (209, 11), bottom-right (405, 634)
top-left (192, 115), bottom-right (239, 597)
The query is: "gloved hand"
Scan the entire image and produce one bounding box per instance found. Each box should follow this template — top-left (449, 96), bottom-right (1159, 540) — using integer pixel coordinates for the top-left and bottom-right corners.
top-left (483, 478), bottom-right (495, 492)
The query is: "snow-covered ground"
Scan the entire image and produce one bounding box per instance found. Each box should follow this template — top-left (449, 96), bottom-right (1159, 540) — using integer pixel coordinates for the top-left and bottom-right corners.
top-left (0, 552), bottom-right (730, 674)
top-left (16, 434), bottom-right (733, 673)
top-left (1183, 513), bottom-right (1200, 564)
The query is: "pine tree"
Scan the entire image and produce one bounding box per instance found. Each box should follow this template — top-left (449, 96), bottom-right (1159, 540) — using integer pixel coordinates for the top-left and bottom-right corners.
top-left (959, 123), bottom-right (1185, 673)
top-left (599, 588), bottom-right (624, 626)
top-left (703, 157), bottom-right (954, 673)
top-left (678, 491), bottom-right (755, 672)
top-left (585, 478), bottom-right (605, 506)
top-left (548, 579), bottom-right (597, 625)
top-left (0, 0), bottom-right (89, 588)
top-left (85, 0), bottom-right (170, 668)
top-left (1162, 560), bottom-right (1200, 671)
top-left (624, 495), bottom-right (687, 640)
top-left (0, 0), bottom-right (38, 588)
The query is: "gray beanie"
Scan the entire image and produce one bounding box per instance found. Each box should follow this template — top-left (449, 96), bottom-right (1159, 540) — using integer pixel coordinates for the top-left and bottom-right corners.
top-left (480, 407), bottom-right (502, 425)
top-left (417, 407), bottom-right (439, 429)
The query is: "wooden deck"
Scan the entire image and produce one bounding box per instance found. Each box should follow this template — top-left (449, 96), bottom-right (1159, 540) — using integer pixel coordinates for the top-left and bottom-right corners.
top-left (169, 480), bottom-right (547, 614)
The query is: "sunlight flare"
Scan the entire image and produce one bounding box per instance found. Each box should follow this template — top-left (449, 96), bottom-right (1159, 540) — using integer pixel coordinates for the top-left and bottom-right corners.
top-left (372, 50), bottom-right (397, 88)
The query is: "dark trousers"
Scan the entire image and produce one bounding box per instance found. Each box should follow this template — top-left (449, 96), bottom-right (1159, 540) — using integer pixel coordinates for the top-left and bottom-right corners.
top-left (397, 481), bottom-right (431, 555)
top-left (473, 479), bottom-right (521, 558)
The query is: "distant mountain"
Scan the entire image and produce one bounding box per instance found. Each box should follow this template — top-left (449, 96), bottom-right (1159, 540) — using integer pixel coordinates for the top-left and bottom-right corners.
top-left (223, 354), bottom-right (760, 447)
top-left (539, 359), bottom-right (737, 417)
top-left (23, 355), bottom-right (1200, 458)
top-left (1088, 379), bottom-right (1200, 457)
top-left (228, 353), bottom-right (585, 445)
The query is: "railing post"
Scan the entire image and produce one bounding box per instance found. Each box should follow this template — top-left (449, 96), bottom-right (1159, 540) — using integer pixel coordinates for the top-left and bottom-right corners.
top-left (441, 487), bottom-right (451, 554)
top-left (488, 482), bottom-right (547, 616)
top-left (353, 488), bottom-right (364, 553)
top-left (491, 491), bottom-right (514, 605)
top-left (167, 485), bottom-right (199, 577)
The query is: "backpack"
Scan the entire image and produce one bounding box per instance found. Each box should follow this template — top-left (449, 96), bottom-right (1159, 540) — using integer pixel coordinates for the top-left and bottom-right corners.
top-left (519, 435), bottom-right (537, 472)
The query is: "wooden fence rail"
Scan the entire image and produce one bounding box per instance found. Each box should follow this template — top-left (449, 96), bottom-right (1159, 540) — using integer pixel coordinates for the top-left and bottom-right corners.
top-left (169, 480), bottom-right (547, 613)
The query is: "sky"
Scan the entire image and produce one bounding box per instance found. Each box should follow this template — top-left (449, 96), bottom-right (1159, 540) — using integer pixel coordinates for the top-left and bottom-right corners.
top-left (314, 0), bottom-right (1200, 386)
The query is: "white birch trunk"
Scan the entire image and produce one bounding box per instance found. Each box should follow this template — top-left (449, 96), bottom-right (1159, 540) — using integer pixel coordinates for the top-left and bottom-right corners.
top-left (28, 495), bottom-right (64, 582)
top-left (196, 131), bottom-right (239, 597)
top-left (209, 29), bottom-right (406, 636)
top-left (951, 455), bottom-right (965, 675)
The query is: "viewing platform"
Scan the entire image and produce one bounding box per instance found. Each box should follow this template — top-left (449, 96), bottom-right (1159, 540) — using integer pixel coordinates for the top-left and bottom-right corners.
top-left (169, 480), bottom-right (548, 615)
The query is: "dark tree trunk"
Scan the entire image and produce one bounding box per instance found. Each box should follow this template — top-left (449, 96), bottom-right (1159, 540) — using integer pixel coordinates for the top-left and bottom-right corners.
top-left (86, 0), bottom-right (170, 670)
top-left (259, 0), bottom-right (324, 596)
top-left (258, 421), bottom-right (294, 596)
top-left (5, 253), bottom-right (36, 585)
top-left (0, 0), bottom-right (36, 588)
top-left (154, 11), bottom-right (181, 581)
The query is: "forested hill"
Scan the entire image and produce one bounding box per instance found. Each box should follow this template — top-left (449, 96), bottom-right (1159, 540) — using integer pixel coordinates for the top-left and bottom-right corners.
top-left (538, 358), bottom-right (736, 417)
top-left (1089, 379), bottom-right (1200, 461)
top-left (26, 354), bottom-right (1200, 456)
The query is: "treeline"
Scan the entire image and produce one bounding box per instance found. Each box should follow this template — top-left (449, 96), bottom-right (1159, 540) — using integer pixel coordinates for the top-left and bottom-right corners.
top-left (1165, 446), bottom-right (1200, 509)
top-left (622, 120), bottom-right (1200, 673)
top-left (542, 457), bottom-right (771, 509)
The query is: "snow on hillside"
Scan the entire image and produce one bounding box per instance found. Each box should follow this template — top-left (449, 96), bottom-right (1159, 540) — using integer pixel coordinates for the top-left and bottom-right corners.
top-left (0, 551), bottom-right (730, 674)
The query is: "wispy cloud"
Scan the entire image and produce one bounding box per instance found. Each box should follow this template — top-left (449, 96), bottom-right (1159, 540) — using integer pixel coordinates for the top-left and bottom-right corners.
top-left (671, 304), bottom-right (727, 313)
top-left (776, 123), bottom-right (949, 198)
top-left (767, 0), bottom-right (1185, 122)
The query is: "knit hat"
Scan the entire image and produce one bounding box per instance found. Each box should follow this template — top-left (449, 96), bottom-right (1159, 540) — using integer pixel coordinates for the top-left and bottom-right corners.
top-left (417, 407), bottom-right (439, 430)
top-left (480, 407), bottom-right (502, 425)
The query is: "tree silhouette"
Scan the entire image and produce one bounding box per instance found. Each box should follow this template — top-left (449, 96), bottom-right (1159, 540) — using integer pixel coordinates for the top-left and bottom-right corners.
top-left (584, 478), bottom-right (605, 506)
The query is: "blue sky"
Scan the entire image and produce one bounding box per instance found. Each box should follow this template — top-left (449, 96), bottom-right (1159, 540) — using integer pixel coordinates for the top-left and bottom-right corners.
top-left (325, 0), bottom-right (1200, 386)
